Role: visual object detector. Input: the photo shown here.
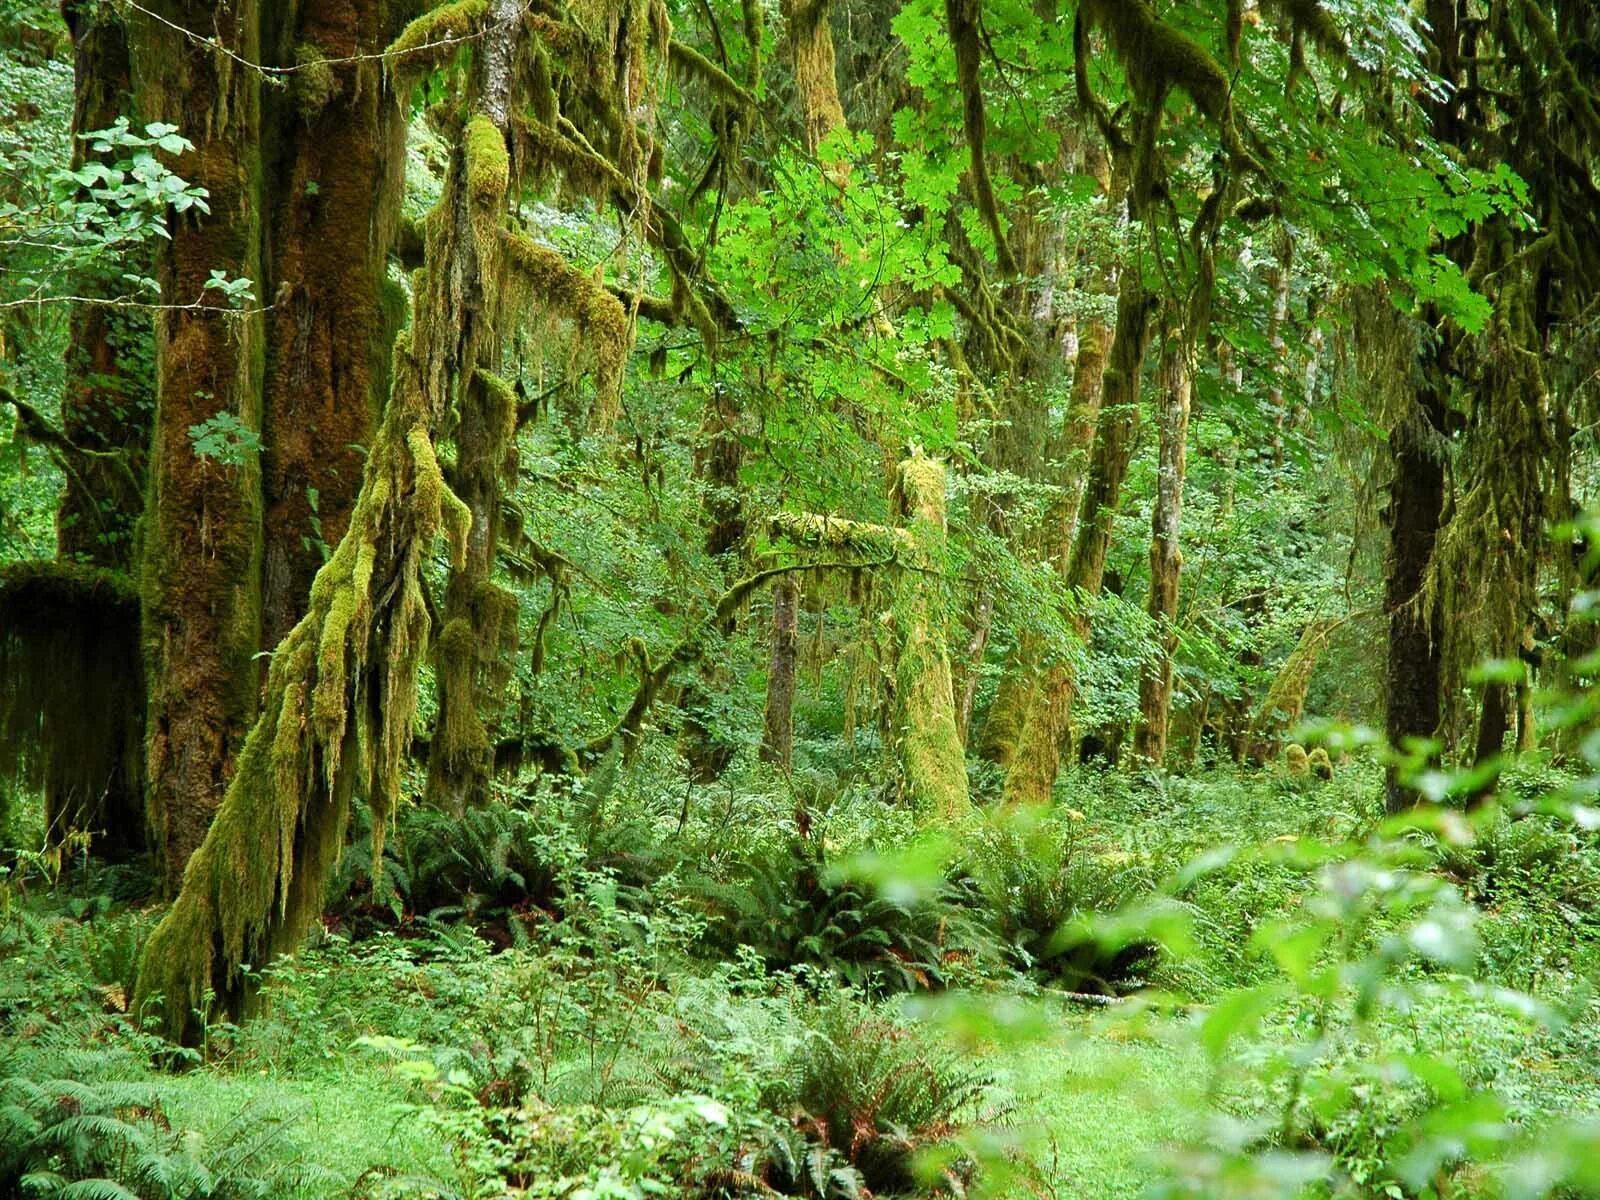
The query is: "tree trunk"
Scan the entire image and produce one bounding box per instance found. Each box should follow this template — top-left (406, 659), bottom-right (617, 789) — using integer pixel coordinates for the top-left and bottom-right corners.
top-left (130, 0), bottom-right (267, 894)
top-left (1134, 318), bottom-right (1192, 765)
top-left (782, 0), bottom-right (846, 157)
top-left (977, 261), bottom-right (1113, 767)
top-left (893, 455), bottom-right (969, 821)
top-left (1002, 271), bottom-right (1154, 805)
top-left (1383, 379), bottom-right (1447, 812)
top-left (760, 575), bottom-right (799, 768)
top-left (259, 0), bottom-right (407, 649)
top-left (59, 3), bottom-right (150, 573)
top-left (47, 4), bottom-right (152, 855)
top-left (134, 0), bottom-right (644, 1041)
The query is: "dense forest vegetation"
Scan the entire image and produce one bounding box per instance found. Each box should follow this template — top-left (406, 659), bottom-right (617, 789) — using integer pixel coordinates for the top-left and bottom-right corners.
top-left (3, 0), bottom-right (1600, 1195)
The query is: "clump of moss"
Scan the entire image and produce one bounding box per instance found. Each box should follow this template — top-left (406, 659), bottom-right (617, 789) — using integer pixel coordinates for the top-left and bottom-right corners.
top-left (385, 0), bottom-right (490, 87)
top-left (1284, 743), bottom-right (1310, 777)
top-left (1308, 746), bottom-right (1334, 780)
top-left (292, 42), bottom-right (339, 119)
top-left (503, 231), bottom-right (631, 420)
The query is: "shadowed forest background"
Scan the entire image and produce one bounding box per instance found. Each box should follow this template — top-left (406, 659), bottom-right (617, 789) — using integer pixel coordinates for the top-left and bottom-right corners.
top-left (4, 0), bottom-right (1600, 1196)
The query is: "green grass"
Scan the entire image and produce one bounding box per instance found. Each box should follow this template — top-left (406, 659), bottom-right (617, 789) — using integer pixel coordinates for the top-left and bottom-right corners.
top-left (992, 1004), bottom-right (1205, 1198)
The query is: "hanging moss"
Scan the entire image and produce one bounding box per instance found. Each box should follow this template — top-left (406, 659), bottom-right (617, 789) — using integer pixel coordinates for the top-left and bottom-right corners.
top-left (0, 562), bottom-right (144, 854)
top-left (386, 0), bottom-right (490, 85)
top-left (503, 231), bottom-right (631, 413)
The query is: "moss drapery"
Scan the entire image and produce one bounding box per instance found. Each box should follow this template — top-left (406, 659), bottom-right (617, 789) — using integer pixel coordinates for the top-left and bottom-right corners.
top-left (133, 0), bottom-right (654, 1043)
top-left (0, 564), bottom-right (143, 851)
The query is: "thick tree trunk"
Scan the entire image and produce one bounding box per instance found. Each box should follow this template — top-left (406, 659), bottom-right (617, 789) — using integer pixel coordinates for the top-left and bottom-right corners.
top-left (1383, 381), bottom-right (1447, 812)
top-left (782, 0), bottom-right (846, 156)
top-left (1134, 320), bottom-right (1192, 765)
top-left (1003, 272), bottom-right (1154, 804)
top-left (46, 5), bottom-right (152, 854)
top-left (259, 0), bottom-right (406, 648)
top-left (977, 272), bottom-right (1112, 767)
top-left (130, 0), bottom-right (267, 894)
top-left (759, 575), bottom-right (800, 768)
top-left (59, 4), bottom-right (150, 572)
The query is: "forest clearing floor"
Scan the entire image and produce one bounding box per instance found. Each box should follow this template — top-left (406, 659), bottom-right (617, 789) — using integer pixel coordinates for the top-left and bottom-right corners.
top-left (4, 761), bottom-right (1600, 1197)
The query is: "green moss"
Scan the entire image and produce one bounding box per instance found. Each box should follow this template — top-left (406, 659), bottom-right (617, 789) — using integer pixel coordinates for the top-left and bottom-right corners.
top-left (1284, 743), bottom-right (1310, 777)
top-left (464, 114), bottom-right (509, 214)
top-left (891, 455), bottom-right (971, 823)
top-left (503, 231), bottom-right (631, 419)
top-left (385, 0), bottom-right (490, 84)
top-left (291, 43), bottom-right (339, 119)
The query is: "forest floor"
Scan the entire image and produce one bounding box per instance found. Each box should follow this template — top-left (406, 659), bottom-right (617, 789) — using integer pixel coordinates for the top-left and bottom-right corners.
top-left (4, 762), bottom-right (1599, 1198)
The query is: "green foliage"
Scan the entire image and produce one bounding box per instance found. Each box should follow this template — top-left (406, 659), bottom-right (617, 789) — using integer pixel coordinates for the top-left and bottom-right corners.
top-left (0, 1074), bottom-right (330, 1200)
top-left (761, 995), bottom-right (995, 1196)
top-left (688, 828), bottom-right (987, 994)
top-left (959, 805), bottom-right (1162, 991)
top-left (186, 413), bottom-right (263, 468)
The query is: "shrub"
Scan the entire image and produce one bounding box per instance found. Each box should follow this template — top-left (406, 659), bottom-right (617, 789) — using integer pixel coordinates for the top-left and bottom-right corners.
top-left (958, 807), bottom-right (1162, 993)
top-left (0, 1074), bottom-right (330, 1200)
top-left (761, 995), bottom-right (997, 1196)
top-left (688, 832), bottom-right (985, 994)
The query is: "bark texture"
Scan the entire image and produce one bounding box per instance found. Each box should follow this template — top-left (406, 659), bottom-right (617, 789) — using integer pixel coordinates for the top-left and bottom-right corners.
top-left (759, 575), bottom-right (800, 768)
top-left (1133, 321), bottom-right (1192, 764)
top-left (259, 0), bottom-right (408, 649)
top-left (129, 0), bottom-right (268, 894)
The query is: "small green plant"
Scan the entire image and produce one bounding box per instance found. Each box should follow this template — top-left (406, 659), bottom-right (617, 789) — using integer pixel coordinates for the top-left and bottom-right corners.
top-left (186, 411), bottom-right (262, 468)
top-left (959, 805), bottom-right (1163, 992)
top-left (689, 831), bottom-right (982, 994)
top-left (0, 1073), bottom-right (329, 1200)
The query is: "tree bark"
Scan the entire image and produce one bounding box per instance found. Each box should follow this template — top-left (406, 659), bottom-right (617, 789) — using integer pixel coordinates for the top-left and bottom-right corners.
top-left (47, 4), bottom-right (152, 854)
top-left (259, 0), bottom-right (407, 648)
top-left (1382, 377), bottom-right (1447, 812)
top-left (129, 0), bottom-right (267, 894)
top-left (1133, 318), bottom-right (1192, 765)
top-left (893, 455), bottom-right (969, 821)
top-left (759, 575), bottom-right (800, 768)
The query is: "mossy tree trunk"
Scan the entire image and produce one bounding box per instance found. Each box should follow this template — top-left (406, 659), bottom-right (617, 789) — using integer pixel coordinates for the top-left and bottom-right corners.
top-left (759, 574), bottom-right (799, 768)
top-left (1132, 317), bottom-right (1192, 765)
top-left (129, 1), bottom-right (268, 894)
top-left (892, 454), bottom-right (969, 822)
top-left (1382, 371), bottom-right (1447, 811)
top-left (1002, 268), bottom-right (1155, 805)
top-left (45, 4), bottom-right (152, 853)
top-left (59, 2), bottom-right (151, 573)
top-left (978, 221), bottom-right (1115, 768)
top-left (259, 0), bottom-right (409, 649)
top-left (133, 0), bottom-right (644, 1043)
